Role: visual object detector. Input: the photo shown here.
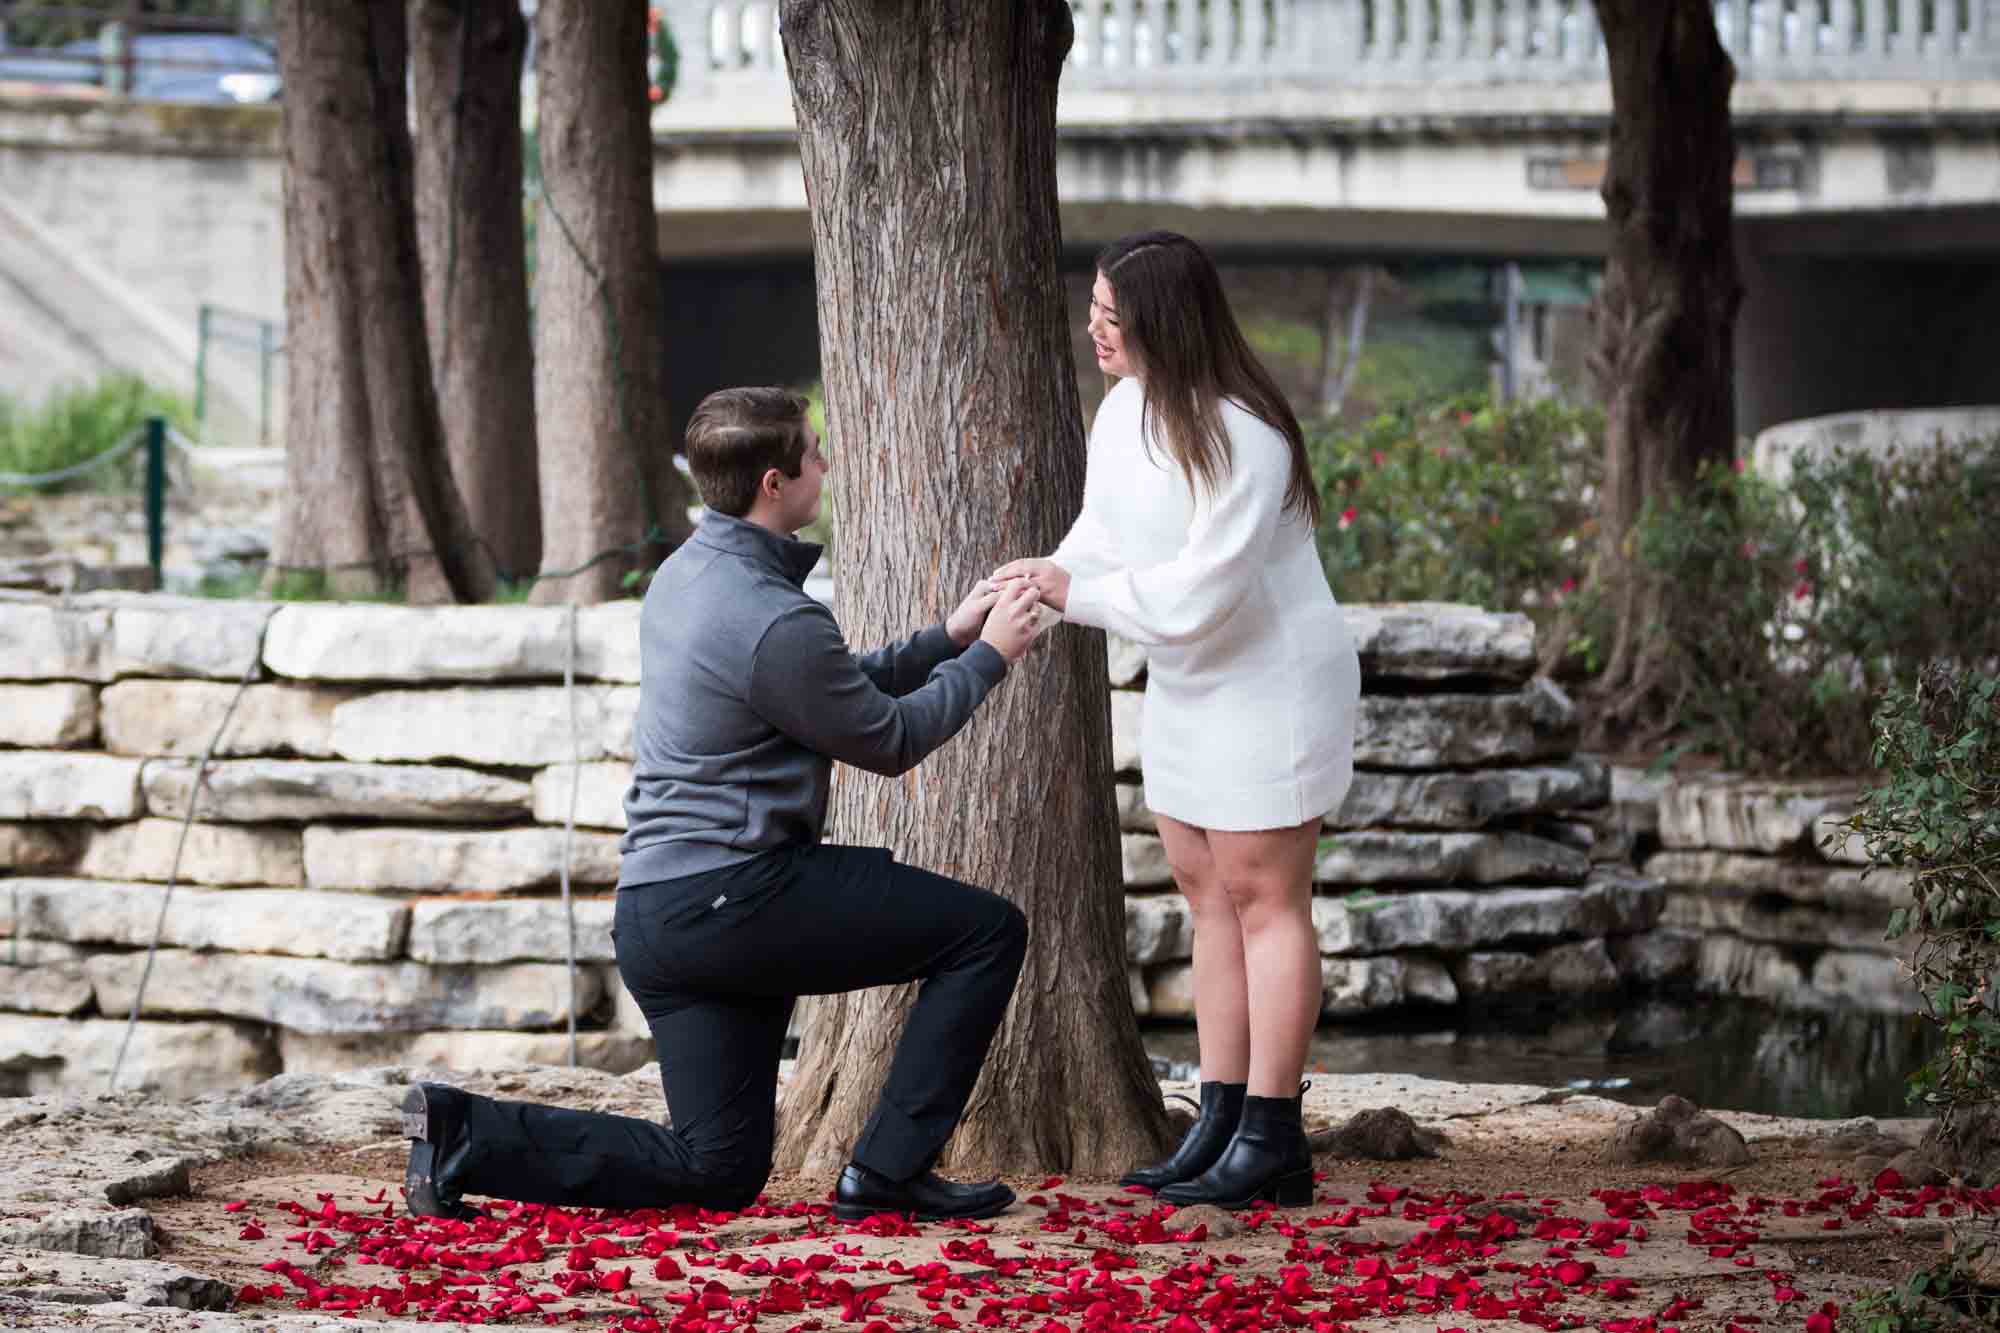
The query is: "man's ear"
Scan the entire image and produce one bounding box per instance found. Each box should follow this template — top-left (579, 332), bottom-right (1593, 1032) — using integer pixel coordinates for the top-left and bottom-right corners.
top-left (760, 467), bottom-right (786, 499)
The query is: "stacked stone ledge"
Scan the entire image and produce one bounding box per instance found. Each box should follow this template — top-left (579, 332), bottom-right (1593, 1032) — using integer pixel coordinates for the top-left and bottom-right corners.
top-left (1636, 774), bottom-right (1911, 1014)
top-left (1119, 602), bottom-right (1667, 1023)
top-left (1, 593), bottom-right (654, 1097)
top-left (3, 592), bottom-right (1668, 1096)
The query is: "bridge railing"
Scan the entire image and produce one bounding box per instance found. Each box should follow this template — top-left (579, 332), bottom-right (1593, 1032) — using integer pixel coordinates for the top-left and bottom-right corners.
top-left (663, 0), bottom-right (2000, 103)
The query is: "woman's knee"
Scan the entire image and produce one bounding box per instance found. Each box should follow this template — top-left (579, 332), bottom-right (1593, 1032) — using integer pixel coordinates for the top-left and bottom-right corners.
top-left (1220, 869), bottom-right (1309, 925)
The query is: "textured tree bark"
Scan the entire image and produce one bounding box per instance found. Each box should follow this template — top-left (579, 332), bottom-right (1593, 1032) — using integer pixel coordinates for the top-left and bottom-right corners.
top-left (1581, 0), bottom-right (1742, 714)
top-left (771, 0), bottom-right (1170, 1178)
top-left (269, 0), bottom-right (494, 604)
top-left (529, 0), bottom-right (694, 605)
top-left (410, 0), bottom-right (541, 581)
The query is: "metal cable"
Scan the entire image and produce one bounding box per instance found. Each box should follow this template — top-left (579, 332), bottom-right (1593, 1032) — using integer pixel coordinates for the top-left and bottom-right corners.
top-left (559, 601), bottom-right (580, 1068)
top-left (0, 425), bottom-right (149, 488)
top-left (106, 606), bottom-right (278, 1094)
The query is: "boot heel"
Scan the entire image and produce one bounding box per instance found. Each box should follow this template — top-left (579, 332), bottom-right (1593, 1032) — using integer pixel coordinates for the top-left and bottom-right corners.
top-left (1261, 1170), bottom-right (1314, 1208)
top-left (400, 1086), bottom-right (430, 1140)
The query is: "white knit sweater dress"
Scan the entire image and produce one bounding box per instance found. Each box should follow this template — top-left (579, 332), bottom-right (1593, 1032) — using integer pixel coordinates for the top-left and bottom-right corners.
top-left (1053, 377), bottom-right (1361, 832)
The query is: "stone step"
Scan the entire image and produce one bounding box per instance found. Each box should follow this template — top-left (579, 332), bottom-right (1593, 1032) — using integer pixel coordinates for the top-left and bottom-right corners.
top-left (76, 817), bottom-right (302, 886)
top-left (302, 825), bottom-right (623, 893)
top-left (0, 1014), bottom-right (278, 1100)
top-left (3, 877), bottom-right (409, 963)
top-left (83, 949), bottom-right (603, 1035)
top-left (0, 751), bottom-right (142, 820)
top-left (1657, 775), bottom-right (1869, 855)
top-left (1643, 849), bottom-right (1912, 914)
top-left (140, 758), bottom-right (530, 823)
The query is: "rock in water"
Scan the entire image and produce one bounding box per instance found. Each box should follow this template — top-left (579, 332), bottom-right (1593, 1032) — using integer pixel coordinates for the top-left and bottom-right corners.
top-left (1605, 1094), bottom-right (1752, 1167)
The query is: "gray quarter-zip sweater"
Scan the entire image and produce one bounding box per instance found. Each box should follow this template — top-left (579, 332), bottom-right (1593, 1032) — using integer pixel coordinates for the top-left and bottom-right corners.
top-left (618, 511), bottom-right (1008, 886)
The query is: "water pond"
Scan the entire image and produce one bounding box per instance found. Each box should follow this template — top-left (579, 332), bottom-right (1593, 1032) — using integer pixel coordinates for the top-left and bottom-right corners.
top-left (1143, 995), bottom-right (1937, 1121)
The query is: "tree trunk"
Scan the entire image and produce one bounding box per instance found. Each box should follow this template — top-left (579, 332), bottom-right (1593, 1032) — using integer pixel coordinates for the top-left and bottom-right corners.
top-left (530, 0), bottom-right (693, 605)
top-left (1583, 0), bottom-right (1742, 714)
top-left (410, 0), bottom-right (541, 582)
top-left (772, 0), bottom-right (1170, 1178)
top-left (268, 0), bottom-right (493, 604)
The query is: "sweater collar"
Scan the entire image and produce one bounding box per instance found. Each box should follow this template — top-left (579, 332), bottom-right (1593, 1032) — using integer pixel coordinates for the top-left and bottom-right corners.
top-left (692, 511), bottom-right (823, 587)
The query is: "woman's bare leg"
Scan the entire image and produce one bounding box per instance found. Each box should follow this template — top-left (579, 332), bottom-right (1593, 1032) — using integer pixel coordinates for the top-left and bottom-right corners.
top-left (1206, 819), bottom-right (1322, 1098)
top-left (1155, 813), bottom-right (1248, 1084)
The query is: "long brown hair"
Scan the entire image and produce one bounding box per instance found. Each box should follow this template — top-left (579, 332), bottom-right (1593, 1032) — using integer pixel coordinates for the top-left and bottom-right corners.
top-left (1096, 231), bottom-right (1320, 527)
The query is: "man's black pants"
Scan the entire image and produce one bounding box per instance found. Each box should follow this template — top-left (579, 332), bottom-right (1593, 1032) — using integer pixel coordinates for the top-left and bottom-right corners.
top-left (436, 844), bottom-right (1028, 1211)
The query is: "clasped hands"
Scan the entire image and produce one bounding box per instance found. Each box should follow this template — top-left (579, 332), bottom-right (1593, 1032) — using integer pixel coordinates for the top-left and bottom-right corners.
top-left (944, 559), bottom-right (1073, 664)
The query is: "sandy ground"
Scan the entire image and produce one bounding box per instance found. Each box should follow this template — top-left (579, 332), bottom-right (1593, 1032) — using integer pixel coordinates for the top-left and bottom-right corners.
top-left (4, 1068), bottom-right (1996, 1331)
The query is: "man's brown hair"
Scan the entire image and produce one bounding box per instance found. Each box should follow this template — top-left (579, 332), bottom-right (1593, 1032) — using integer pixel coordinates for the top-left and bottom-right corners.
top-left (683, 387), bottom-right (812, 518)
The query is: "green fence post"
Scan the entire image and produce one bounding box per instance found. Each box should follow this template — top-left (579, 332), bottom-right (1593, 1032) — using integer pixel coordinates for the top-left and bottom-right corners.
top-left (144, 416), bottom-right (166, 590)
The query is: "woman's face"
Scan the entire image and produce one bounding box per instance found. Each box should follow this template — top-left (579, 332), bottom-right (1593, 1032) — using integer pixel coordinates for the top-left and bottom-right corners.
top-left (1087, 272), bottom-right (1137, 380)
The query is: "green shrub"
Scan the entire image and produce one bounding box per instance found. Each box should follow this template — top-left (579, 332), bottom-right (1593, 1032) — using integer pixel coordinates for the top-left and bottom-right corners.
top-left (0, 374), bottom-right (194, 494)
top-left (1848, 666), bottom-right (2000, 1119)
top-left (1309, 394), bottom-right (1601, 623)
top-left (1838, 665), bottom-right (2000, 1330)
top-left (1619, 434), bottom-right (2000, 774)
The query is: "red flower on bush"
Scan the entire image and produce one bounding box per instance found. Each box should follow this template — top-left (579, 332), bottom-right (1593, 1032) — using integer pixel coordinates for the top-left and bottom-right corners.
top-left (1338, 506), bottom-right (1357, 531)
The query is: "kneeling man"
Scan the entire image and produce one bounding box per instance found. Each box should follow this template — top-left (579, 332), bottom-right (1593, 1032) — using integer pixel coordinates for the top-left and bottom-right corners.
top-left (401, 387), bottom-right (1042, 1222)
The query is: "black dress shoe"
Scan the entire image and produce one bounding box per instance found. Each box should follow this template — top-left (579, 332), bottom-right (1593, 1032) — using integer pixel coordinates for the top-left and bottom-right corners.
top-left (833, 1163), bottom-right (1015, 1222)
top-left (401, 1083), bottom-right (482, 1221)
top-left (1120, 1081), bottom-right (1246, 1190)
top-left (1157, 1091), bottom-right (1314, 1210)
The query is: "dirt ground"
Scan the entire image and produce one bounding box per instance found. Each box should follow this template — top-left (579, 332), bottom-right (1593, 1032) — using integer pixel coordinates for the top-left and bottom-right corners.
top-left (130, 1129), bottom-right (1995, 1332)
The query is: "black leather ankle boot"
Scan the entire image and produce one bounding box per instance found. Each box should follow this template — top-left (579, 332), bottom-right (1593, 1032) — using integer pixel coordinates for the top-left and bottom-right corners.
top-left (1156, 1091), bottom-right (1313, 1209)
top-left (1119, 1081), bottom-right (1247, 1190)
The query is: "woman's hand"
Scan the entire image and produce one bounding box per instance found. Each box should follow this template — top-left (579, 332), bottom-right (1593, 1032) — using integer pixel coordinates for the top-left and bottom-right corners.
top-left (979, 580), bottom-right (1045, 663)
top-left (991, 558), bottom-right (1071, 613)
top-left (946, 580), bottom-right (1002, 648)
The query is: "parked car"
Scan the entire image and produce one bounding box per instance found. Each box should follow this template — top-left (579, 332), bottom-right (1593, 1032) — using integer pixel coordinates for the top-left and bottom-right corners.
top-left (0, 40), bottom-right (100, 91)
top-left (123, 33), bottom-right (279, 104)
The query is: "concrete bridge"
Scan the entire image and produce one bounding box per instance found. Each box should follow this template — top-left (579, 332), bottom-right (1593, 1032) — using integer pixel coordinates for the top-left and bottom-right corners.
top-left (0, 0), bottom-right (1994, 444)
top-left (655, 0), bottom-right (2000, 263)
top-left (653, 0), bottom-right (2000, 437)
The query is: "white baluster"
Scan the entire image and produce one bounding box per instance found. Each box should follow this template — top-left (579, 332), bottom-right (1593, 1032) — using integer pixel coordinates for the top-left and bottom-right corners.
top-left (1467, 0), bottom-right (1496, 60)
top-left (1826, 0), bottom-right (1853, 60)
top-left (1437, 0), bottom-right (1464, 64)
top-left (1569, 0), bottom-right (1598, 66)
top-left (1405, 0), bottom-right (1428, 63)
top-left (1177, 0), bottom-right (1203, 66)
top-left (1113, 0), bottom-right (1138, 68)
top-left (1244, 0), bottom-right (1269, 64)
top-left (1140, 0), bottom-right (1169, 68)
top-left (1934, 0), bottom-right (1961, 59)
top-left (1507, 0), bottom-right (1531, 62)
top-left (1891, 0), bottom-right (1917, 57)
top-left (1747, 0), bottom-right (1772, 65)
top-left (1859, 0), bottom-right (1885, 55)
top-left (1271, 0), bottom-right (1297, 66)
top-left (1208, 0), bottom-right (1235, 64)
top-left (658, 1), bottom-right (708, 93)
top-left (1531, 0), bottom-right (1557, 67)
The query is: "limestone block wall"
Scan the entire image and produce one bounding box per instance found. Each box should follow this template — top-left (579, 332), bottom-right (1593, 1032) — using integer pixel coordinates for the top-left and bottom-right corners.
top-left (1632, 774), bottom-right (1912, 1015)
top-left (1, 591), bottom-right (1666, 1097)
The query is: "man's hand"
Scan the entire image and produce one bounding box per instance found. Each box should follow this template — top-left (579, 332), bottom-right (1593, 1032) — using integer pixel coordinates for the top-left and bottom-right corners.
top-left (990, 558), bottom-right (1070, 613)
top-left (946, 579), bottom-right (1003, 648)
top-left (980, 581), bottom-right (1045, 664)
